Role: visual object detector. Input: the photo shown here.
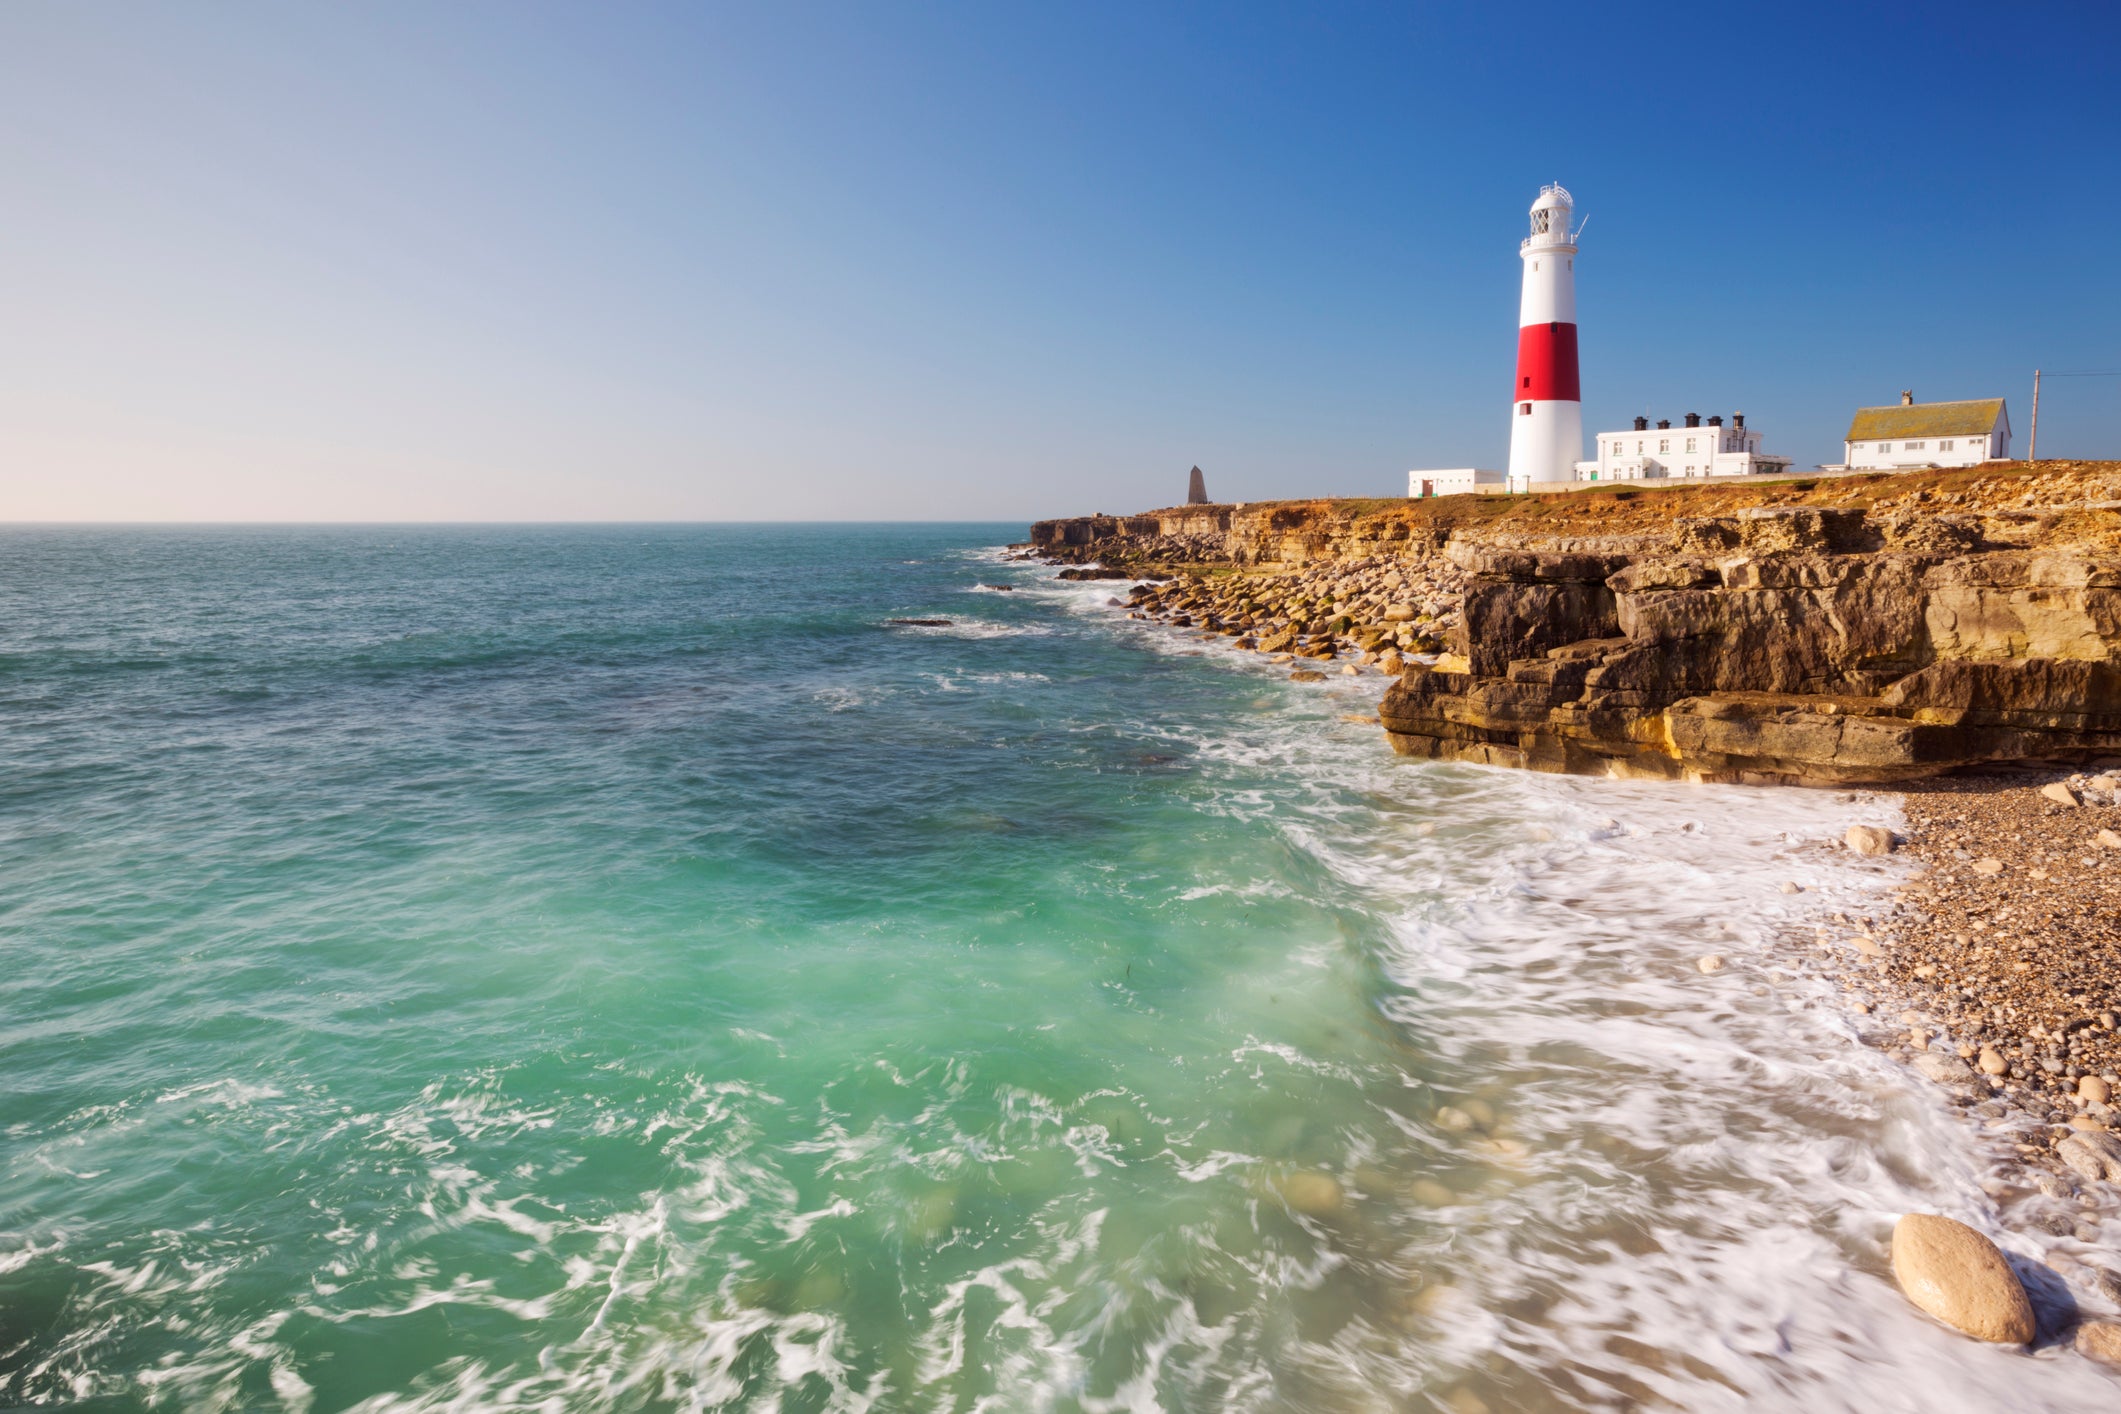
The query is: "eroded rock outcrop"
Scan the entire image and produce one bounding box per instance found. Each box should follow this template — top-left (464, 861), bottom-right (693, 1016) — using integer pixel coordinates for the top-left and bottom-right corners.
top-left (1378, 503), bottom-right (2121, 785)
top-left (1030, 463), bottom-right (2121, 784)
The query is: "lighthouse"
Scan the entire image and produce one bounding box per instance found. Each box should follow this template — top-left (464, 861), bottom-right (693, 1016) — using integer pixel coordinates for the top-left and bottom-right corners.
top-left (1506, 183), bottom-right (1583, 489)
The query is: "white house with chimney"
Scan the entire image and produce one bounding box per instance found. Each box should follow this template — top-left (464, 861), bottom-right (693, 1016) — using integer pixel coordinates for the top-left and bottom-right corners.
top-left (1573, 412), bottom-right (1792, 482)
top-left (1842, 393), bottom-right (2009, 470)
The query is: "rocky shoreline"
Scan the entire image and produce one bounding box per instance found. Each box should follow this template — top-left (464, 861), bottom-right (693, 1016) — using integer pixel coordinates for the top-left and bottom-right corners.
top-left (1021, 460), bottom-right (2121, 1365)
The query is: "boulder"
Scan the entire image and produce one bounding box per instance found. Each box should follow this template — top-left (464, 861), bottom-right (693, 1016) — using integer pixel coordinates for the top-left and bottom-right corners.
top-left (1890, 1214), bottom-right (2036, 1344)
top-left (2040, 781), bottom-right (2081, 807)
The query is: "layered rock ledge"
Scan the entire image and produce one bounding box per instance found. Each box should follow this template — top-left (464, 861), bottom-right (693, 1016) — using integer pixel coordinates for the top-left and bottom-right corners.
top-left (1031, 463), bottom-right (2121, 785)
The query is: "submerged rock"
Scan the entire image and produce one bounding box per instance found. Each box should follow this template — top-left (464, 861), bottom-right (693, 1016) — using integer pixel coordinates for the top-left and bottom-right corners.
top-left (1890, 1213), bottom-right (2036, 1344)
top-left (1278, 1171), bottom-right (1344, 1216)
top-left (2079, 1321), bottom-right (2121, 1367)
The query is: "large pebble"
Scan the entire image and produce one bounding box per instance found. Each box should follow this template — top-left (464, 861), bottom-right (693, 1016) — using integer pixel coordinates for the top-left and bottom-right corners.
top-left (2080, 1076), bottom-right (2111, 1105)
top-left (1433, 1106), bottom-right (1475, 1133)
top-left (2057, 1129), bottom-right (2121, 1183)
top-left (1278, 1170), bottom-right (1344, 1216)
top-left (1844, 825), bottom-right (1895, 856)
top-left (2079, 1321), bottom-right (2121, 1367)
top-left (1890, 1214), bottom-right (2035, 1344)
top-left (2039, 781), bottom-right (2080, 807)
top-left (1914, 1052), bottom-right (1972, 1084)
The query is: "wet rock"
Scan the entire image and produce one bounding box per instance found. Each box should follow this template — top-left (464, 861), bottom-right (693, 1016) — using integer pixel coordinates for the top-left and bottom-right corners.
top-left (2077, 1321), bottom-right (2121, 1367)
top-left (1289, 669), bottom-right (1327, 683)
top-left (1433, 1106), bottom-right (1474, 1133)
top-left (1890, 1213), bottom-right (2036, 1344)
top-left (1696, 954), bottom-right (1725, 973)
top-left (1407, 1178), bottom-right (1457, 1207)
top-left (1846, 826), bottom-right (1896, 856)
top-left (1915, 1052), bottom-right (1973, 1084)
top-left (2057, 1130), bottom-right (2121, 1183)
top-left (1279, 1170), bottom-right (1344, 1216)
top-left (885, 618), bottom-right (954, 627)
top-left (1978, 1048), bottom-right (2009, 1075)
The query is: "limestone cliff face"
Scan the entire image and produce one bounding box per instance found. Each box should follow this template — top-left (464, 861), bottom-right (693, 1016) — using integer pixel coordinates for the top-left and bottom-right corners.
top-left (1030, 462), bottom-right (2121, 784)
top-left (1381, 501), bottom-right (2121, 784)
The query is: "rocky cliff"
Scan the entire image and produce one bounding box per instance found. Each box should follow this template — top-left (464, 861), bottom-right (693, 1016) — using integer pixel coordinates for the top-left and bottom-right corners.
top-left (1029, 462), bottom-right (2121, 785)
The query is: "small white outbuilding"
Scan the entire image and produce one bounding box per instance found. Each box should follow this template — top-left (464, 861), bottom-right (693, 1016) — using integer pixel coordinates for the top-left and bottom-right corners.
top-left (1842, 393), bottom-right (2010, 469)
top-left (1407, 468), bottom-right (1506, 498)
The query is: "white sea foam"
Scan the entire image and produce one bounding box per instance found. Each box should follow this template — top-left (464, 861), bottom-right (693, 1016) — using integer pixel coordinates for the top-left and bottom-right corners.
top-left (13, 539), bottom-right (2116, 1412)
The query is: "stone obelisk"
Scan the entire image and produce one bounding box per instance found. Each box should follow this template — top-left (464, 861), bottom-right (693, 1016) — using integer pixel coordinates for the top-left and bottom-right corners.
top-left (1186, 466), bottom-right (1210, 504)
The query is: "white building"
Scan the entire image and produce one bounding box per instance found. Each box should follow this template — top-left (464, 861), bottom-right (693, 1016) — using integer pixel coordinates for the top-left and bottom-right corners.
top-left (1574, 412), bottom-right (1792, 482)
top-left (1407, 468), bottom-right (1505, 497)
top-left (1842, 393), bottom-right (2009, 469)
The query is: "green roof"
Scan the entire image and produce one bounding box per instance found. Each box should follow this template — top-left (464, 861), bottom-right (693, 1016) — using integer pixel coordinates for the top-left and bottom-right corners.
top-left (1845, 399), bottom-right (2005, 442)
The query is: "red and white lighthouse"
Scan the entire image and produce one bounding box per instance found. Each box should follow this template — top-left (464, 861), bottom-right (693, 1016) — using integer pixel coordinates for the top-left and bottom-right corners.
top-left (1506, 183), bottom-right (1583, 488)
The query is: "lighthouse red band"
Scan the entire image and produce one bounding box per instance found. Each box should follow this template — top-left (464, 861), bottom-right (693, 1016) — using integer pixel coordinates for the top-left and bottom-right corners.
top-left (1506, 183), bottom-right (1584, 488)
top-left (1513, 321), bottom-right (1580, 403)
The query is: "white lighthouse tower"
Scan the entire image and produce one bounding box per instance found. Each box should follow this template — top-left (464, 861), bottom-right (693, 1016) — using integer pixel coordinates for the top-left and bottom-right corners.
top-left (1505, 183), bottom-right (1583, 489)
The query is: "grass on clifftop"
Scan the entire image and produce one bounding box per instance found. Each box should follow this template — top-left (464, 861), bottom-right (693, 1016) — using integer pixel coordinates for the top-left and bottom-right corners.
top-left (1138, 461), bottom-right (2120, 539)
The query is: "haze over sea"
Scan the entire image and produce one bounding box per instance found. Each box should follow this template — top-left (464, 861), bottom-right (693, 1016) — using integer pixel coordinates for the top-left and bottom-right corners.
top-left (3, 525), bottom-right (2107, 1411)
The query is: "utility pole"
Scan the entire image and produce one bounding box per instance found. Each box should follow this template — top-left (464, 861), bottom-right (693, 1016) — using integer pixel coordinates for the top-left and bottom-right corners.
top-left (2028, 369), bottom-right (2041, 464)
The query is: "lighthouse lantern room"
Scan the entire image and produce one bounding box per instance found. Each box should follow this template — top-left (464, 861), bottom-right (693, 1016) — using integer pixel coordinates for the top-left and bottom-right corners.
top-left (1506, 183), bottom-right (1584, 490)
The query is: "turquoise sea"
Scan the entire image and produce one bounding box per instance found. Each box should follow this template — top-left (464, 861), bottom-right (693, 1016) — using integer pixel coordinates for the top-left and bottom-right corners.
top-left (2, 525), bottom-right (2108, 1411)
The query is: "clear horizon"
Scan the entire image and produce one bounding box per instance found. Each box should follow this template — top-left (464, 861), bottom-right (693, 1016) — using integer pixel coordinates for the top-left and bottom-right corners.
top-left (3, 0), bottom-right (2116, 522)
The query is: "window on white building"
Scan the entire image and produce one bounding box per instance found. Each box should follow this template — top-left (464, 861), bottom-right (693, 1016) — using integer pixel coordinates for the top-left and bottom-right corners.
top-left (1685, 438), bottom-right (1696, 453)
top-left (1939, 440), bottom-right (1954, 450)
top-left (1519, 403), bottom-right (1531, 415)
top-left (1658, 439), bottom-right (1669, 453)
top-left (1905, 441), bottom-right (1925, 451)
top-left (1878, 443), bottom-right (1891, 454)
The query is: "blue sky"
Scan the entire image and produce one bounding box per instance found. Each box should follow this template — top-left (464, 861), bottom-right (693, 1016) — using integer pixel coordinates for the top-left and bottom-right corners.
top-left (2, 1), bottom-right (2116, 520)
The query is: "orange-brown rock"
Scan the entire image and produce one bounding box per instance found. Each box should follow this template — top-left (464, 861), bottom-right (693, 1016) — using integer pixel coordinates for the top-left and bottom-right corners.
top-left (1890, 1214), bottom-right (2036, 1344)
top-left (1031, 462), bottom-right (2121, 784)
